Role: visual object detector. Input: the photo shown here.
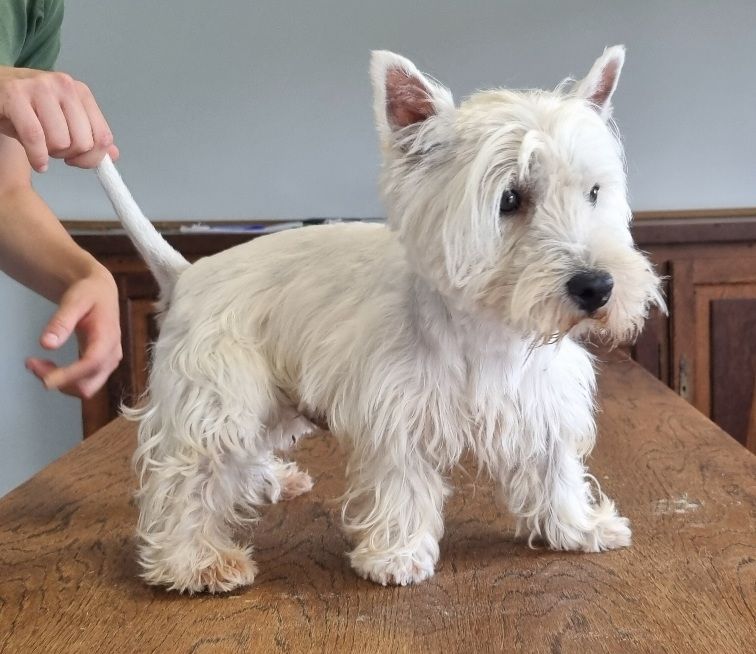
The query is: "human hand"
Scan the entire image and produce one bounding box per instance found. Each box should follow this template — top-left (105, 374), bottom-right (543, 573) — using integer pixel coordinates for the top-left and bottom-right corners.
top-left (0, 66), bottom-right (119, 172)
top-left (26, 264), bottom-right (122, 399)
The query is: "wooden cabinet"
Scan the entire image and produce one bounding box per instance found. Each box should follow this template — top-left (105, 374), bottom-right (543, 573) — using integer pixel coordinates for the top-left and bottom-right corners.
top-left (68, 212), bottom-right (756, 452)
top-left (631, 210), bottom-right (756, 451)
top-left (80, 260), bottom-right (160, 435)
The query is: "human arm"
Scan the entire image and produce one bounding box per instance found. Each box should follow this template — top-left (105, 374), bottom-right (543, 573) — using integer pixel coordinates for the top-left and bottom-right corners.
top-left (0, 134), bottom-right (122, 398)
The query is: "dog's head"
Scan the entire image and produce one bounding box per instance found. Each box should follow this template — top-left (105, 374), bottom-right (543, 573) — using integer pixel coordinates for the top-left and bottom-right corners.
top-left (371, 47), bottom-right (663, 345)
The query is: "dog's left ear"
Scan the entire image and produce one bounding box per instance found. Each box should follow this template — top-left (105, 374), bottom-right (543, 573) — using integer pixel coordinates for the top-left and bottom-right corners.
top-left (370, 51), bottom-right (454, 145)
top-left (574, 45), bottom-right (625, 121)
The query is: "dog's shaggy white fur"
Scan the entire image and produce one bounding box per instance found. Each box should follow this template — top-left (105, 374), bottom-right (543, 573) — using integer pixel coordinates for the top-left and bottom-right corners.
top-left (96, 46), bottom-right (662, 593)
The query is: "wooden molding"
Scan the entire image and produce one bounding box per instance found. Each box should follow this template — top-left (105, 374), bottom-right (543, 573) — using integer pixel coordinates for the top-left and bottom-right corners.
top-left (63, 209), bottom-right (756, 256)
top-left (62, 207), bottom-right (756, 231)
top-left (632, 207), bottom-right (756, 220)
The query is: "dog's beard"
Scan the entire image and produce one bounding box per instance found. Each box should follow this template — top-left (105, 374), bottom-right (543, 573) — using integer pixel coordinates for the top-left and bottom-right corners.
top-left (477, 277), bottom-right (660, 349)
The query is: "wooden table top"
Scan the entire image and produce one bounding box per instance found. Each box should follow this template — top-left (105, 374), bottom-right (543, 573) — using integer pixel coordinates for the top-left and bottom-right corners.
top-left (1, 357), bottom-right (754, 654)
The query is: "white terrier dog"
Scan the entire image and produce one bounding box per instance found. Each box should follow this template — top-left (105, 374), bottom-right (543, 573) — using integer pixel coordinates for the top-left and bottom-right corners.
top-left (96, 45), bottom-right (662, 593)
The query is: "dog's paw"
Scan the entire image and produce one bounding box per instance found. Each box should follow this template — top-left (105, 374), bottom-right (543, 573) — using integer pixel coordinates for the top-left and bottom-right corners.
top-left (260, 460), bottom-right (314, 504)
top-left (527, 494), bottom-right (631, 553)
top-left (589, 495), bottom-right (631, 551)
top-left (278, 466), bottom-right (314, 501)
top-left (268, 460), bottom-right (313, 502)
top-left (551, 495), bottom-right (631, 553)
top-left (194, 550), bottom-right (258, 594)
top-left (141, 546), bottom-right (258, 594)
top-left (349, 534), bottom-right (439, 586)
top-left (351, 553), bottom-right (436, 586)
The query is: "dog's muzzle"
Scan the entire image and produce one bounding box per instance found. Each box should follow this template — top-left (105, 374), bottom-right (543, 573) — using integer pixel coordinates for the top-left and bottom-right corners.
top-left (567, 270), bottom-right (614, 314)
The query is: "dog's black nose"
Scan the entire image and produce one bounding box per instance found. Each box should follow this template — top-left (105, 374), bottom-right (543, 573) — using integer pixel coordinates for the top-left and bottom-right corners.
top-left (567, 271), bottom-right (614, 314)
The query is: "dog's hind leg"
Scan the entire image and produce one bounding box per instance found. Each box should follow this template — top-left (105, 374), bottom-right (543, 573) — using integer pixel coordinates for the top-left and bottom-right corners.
top-left (136, 445), bottom-right (262, 594)
top-left (131, 334), bottom-right (279, 594)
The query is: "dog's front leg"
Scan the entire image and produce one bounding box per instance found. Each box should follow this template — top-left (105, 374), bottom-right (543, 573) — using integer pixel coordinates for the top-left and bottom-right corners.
top-left (498, 437), bottom-right (631, 552)
top-left (344, 450), bottom-right (447, 586)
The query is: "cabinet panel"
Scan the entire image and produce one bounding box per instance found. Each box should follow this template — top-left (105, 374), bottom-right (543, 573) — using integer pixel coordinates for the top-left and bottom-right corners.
top-left (710, 298), bottom-right (756, 447)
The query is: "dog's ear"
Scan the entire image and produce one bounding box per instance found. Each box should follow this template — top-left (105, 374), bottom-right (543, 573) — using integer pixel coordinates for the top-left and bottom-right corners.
top-left (574, 45), bottom-right (625, 121)
top-left (370, 51), bottom-right (454, 143)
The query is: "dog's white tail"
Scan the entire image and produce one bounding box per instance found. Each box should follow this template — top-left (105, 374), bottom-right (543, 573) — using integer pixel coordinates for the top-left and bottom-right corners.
top-left (95, 155), bottom-right (189, 298)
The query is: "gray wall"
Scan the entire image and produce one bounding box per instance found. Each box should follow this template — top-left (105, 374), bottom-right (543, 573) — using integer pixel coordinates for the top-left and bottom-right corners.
top-left (0, 278), bottom-right (80, 496)
top-left (2, 0), bottom-right (756, 494)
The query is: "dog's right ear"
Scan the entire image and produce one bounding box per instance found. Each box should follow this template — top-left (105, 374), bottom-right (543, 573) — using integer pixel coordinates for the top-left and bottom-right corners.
top-left (370, 51), bottom-right (454, 145)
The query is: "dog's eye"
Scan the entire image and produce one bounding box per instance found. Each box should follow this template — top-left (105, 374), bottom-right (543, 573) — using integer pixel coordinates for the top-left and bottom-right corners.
top-left (500, 190), bottom-right (521, 214)
top-left (589, 184), bottom-right (600, 205)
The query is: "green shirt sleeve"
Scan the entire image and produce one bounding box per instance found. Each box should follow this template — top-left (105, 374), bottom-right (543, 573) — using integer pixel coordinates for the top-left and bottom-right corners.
top-left (0, 0), bottom-right (63, 71)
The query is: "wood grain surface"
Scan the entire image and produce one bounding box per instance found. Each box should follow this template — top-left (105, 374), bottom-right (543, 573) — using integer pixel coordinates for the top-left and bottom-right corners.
top-left (1, 358), bottom-right (754, 654)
